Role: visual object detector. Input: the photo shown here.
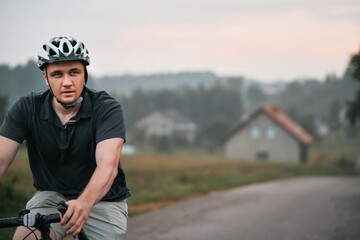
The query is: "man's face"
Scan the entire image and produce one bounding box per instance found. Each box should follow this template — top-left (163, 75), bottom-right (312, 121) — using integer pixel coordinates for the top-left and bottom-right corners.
top-left (44, 61), bottom-right (85, 105)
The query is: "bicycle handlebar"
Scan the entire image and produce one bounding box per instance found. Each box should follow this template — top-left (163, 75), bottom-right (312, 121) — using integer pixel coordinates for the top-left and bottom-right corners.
top-left (0, 201), bottom-right (89, 240)
top-left (0, 212), bottom-right (60, 227)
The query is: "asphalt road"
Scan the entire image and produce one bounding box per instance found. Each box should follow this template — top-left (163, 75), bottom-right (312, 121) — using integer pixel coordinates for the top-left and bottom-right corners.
top-left (126, 177), bottom-right (360, 240)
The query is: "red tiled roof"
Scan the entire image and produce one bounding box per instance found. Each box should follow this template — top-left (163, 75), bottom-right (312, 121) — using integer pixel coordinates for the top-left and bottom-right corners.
top-left (224, 104), bottom-right (313, 144)
top-left (261, 105), bottom-right (313, 144)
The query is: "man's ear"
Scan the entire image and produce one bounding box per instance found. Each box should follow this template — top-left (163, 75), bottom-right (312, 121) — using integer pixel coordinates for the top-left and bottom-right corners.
top-left (42, 70), bottom-right (49, 86)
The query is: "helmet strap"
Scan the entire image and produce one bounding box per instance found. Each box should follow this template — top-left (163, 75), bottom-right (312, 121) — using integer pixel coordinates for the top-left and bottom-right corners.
top-left (55, 95), bottom-right (83, 109)
top-left (84, 66), bottom-right (88, 84)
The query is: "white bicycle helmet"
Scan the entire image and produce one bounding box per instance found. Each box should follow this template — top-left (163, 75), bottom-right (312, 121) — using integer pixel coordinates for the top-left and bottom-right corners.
top-left (37, 36), bottom-right (90, 70)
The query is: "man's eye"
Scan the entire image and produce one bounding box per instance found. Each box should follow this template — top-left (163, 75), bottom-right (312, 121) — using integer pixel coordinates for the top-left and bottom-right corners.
top-left (52, 73), bottom-right (62, 78)
top-left (70, 71), bottom-right (79, 75)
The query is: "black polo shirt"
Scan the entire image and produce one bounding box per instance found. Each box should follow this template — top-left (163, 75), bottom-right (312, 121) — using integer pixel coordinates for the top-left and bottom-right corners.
top-left (0, 87), bottom-right (130, 201)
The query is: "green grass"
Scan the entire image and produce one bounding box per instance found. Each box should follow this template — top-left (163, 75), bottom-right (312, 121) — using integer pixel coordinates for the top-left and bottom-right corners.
top-left (123, 154), bottom-right (356, 215)
top-left (311, 132), bottom-right (360, 160)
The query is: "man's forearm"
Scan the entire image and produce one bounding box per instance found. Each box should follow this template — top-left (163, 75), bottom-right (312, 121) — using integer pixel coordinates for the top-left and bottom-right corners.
top-left (78, 162), bottom-right (118, 206)
top-left (0, 136), bottom-right (21, 180)
top-left (77, 137), bottom-right (124, 205)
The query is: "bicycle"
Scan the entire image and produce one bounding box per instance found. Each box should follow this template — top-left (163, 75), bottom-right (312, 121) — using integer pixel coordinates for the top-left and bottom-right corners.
top-left (0, 201), bottom-right (88, 240)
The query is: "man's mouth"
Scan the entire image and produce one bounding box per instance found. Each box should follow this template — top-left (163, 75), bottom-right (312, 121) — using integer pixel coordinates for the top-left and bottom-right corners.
top-left (62, 90), bottom-right (75, 95)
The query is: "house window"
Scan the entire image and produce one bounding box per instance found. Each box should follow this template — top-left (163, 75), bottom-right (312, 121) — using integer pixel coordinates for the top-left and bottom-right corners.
top-left (266, 127), bottom-right (276, 139)
top-left (256, 151), bottom-right (269, 161)
top-left (250, 126), bottom-right (261, 139)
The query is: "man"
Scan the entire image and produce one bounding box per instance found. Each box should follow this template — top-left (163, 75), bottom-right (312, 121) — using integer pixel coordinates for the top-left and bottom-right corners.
top-left (0, 36), bottom-right (130, 239)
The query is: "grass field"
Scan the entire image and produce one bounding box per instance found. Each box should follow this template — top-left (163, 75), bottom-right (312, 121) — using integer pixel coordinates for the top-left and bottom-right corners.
top-left (124, 153), bottom-right (357, 215)
top-left (3, 150), bottom-right (359, 213)
top-left (0, 147), bottom-right (358, 239)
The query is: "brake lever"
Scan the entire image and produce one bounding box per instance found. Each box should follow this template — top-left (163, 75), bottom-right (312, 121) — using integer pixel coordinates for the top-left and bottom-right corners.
top-left (57, 201), bottom-right (68, 216)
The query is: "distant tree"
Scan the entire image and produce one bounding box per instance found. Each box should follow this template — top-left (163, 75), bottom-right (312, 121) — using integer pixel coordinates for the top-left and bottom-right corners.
top-left (152, 135), bottom-right (173, 153)
top-left (0, 65), bottom-right (12, 98)
top-left (246, 84), bottom-right (268, 109)
top-left (0, 61), bottom-right (44, 107)
top-left (0, 95), bottom-right (8, 124)
top-left (172, 133), bottom-right (189, 148)
top-left (270, 76), bottom-right (356, 123)
top-left (328, 99), bottom-right (341, 131)
top-left (120, 84), bottom-right (243, 132)
top-left (195, 117), bottom-right (234, 151)
top-left (346, 48), bottom-right (360, 124)
top-left (348, 49), bottom-right (360, 80)
top-left (181, 83), bottom-right (243, 127)
top-left (285, 106), bottom-right (300, 122)
top-left (226, 77), bottom-right (243, 91)
top-left (128, 126), bottom-right (146, 145)
top-left (299, 113), bottom-right (318, 139)
top-left (285, 106), bottom-right (318, 139)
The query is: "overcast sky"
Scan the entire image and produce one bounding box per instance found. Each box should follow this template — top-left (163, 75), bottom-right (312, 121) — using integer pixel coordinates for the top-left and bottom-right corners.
top-left (0, 0), bottom-right (359, 82)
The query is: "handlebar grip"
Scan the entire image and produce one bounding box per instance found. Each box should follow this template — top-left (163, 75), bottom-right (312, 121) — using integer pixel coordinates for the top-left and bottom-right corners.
top-left (56, 201), bottom-right (89, 240)
top-left (42, 213), bottom-right (61, 224)
top-left (0, 217), bottom-right (23, 228)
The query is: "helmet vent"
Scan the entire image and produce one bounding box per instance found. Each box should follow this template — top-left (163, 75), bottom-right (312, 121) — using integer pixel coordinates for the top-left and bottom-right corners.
top-left (52, 41), bottom-right (60, 48)
top-left (63, 44), bottom-right (69, 53)
top-left (49, 48), bottom-right (56, 56)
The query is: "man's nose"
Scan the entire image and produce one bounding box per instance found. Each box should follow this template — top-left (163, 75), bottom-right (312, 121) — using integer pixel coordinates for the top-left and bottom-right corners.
top-left (62, 74), bottom-right (73, 86)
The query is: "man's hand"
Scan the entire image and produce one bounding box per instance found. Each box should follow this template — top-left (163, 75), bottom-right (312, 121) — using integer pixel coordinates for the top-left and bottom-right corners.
top-left (60, 199), bottom-right (92, 236)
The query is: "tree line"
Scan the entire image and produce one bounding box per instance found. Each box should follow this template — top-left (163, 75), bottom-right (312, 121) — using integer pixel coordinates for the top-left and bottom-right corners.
top-left (117, 84), bottom-right (243, 150)
top-left (0, 49), bottom-right (359, 151)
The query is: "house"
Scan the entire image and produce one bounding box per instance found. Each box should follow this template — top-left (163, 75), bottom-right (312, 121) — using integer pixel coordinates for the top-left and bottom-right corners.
top-left (135, 109), bottom-right (197, 142)
top-left (224, 105), bottom-right (313, 163)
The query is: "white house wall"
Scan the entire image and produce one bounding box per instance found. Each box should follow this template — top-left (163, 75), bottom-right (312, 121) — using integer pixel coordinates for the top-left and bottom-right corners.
top-left (136, 113), bottom-right (174, 137)
top-left (135, 112), bottom-right (197, 141)
top-left (225, 114), bottom-right (300, 163)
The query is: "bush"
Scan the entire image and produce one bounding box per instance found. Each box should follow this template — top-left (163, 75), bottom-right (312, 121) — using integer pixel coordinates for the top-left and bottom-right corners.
top-left (0, 178), bottom-right (29, 239)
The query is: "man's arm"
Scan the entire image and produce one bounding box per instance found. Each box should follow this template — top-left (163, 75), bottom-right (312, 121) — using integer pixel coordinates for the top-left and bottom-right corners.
top-left (60, 137), bottom-right (124, 235)
top-left (0, 136), bottom-right (21, 180)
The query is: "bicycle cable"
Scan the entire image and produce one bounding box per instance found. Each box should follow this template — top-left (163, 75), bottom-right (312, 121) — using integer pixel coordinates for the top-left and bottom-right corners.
top-left (22, 226), bottom-right (38, 240)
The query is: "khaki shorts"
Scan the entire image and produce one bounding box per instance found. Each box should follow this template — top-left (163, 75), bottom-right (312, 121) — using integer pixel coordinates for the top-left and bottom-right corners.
top-left (26, 191), bottom-right (128, 240)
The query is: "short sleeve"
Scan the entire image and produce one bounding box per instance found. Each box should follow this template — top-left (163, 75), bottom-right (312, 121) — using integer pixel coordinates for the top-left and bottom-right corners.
top-left (94, 98), bottom-right (126, 144)
top-left (0, 97), bottom-right (30, 144)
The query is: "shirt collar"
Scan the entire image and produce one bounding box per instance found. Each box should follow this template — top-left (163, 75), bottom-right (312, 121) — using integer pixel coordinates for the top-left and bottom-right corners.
top-left (40, 88), bottom-right (92, 121)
